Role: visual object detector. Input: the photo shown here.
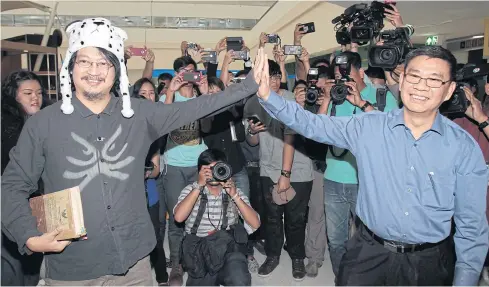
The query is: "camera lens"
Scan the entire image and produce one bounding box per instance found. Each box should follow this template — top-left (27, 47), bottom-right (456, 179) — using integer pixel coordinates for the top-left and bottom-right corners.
top-left (212, 162), bottom-right (232, 182)
top-left (380, 49), bottom-right (394, 61)
top-left (306, 88), bottom-right (318, 104)
top-left (331, 84), bottom-right (348, 105)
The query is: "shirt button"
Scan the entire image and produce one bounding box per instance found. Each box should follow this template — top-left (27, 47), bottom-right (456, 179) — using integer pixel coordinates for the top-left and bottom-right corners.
top-left (97, 137), bottom-right (102, 141)
top-left (407, 188), bottom-right (411, 193)
top-left (111, 227), bottom-right (115, 231)
top-left (405, 211), bottom-right (409, 216)
top-left (410, 166), bottom-right (415, 171)
top-left (97, 115), bottom-right (101, 119)
top-left (107, 205), bottom-right (111, 209)
top-left (101, 159), bottom-right (105, 163)
top-left (414, 143), bottom-right (418, 147)
top-left (103, 181), bottom-right (108, 185)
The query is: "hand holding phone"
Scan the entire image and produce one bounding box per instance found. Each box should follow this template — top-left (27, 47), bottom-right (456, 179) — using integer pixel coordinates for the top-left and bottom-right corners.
top-left (129, 47), bottom-right (147, 57)
top-left (299, 22), bottom-right (315, 34)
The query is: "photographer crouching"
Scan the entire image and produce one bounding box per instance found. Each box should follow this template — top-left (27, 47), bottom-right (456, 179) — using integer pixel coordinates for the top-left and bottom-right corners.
top-left (173, 149), bottom-right (260, 286)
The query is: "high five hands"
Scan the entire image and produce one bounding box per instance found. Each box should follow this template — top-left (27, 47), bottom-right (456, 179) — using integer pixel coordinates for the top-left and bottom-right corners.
top-left (253, 48), bottom-right (271, 101)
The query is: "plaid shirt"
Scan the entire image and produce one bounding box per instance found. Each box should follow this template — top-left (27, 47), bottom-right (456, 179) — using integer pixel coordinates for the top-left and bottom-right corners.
top-left (174, 183), bottom-right (257, 237)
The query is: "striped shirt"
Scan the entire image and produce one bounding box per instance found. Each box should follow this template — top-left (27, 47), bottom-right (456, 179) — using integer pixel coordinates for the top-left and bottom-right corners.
top-left (175, 183), bottom-right (258, 237)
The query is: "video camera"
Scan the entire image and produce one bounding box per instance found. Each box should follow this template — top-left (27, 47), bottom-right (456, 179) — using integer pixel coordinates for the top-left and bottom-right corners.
top-left (330, 55), bottom-right (352, 105)
top-left (332, 1), bottom-right (389, 45)
top-left (368, 26), bottom-right (414, 69)
top-left (440, 63), bottom-right (489, 115)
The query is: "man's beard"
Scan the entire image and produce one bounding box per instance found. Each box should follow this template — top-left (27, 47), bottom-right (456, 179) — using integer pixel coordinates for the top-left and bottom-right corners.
top-left (83, 91), bottom-right (105, 102)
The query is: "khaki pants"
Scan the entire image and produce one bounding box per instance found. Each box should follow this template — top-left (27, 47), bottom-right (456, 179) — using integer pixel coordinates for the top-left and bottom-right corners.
top-left (44, 256), bottom-right (153, 286)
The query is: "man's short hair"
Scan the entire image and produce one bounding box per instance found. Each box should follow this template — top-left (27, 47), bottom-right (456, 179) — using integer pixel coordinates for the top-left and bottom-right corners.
top-left (365, 66), bottom-right (386, 81)
top-left (198, 149), bottom-right (227, 172)
top-left (318, 66), bottom-right (333, 79)
top-left (207, 76), bottom-right (225, 91)
top-left (404, 46), bottom-right (457, 81)
top-left (333, 51), bottom-right (362, 71)
top-left (158, 73), bottom-right (173, 82)
top-left (312, 58), bottom-right (330, 68)
top-left (173, 56), bottom-right (197, 72)
top-left (268, 60), bottom-right (281, 77)
top-left (293, 80), bottom-right (308, 90)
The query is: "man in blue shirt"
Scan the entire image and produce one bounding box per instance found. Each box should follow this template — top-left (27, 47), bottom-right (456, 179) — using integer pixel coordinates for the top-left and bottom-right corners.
top-left (255, 46), bottom-right (489, 286)
top-left (316, 51), bottom-right (398, 278)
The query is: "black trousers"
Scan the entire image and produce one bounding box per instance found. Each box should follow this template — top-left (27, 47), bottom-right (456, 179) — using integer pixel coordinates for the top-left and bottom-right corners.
top-left (261, 176), bottom-right (312, 259)
top-left (337, 222), bottom-right (455, 286)
top-left (186, 251), bottom-right (251, 286)
top-left (246, 166), bottom-right (264, 256)
top-left (1, 233), bottom-right (43, 286)
top-left (148, 202), bottom-right (169, 284)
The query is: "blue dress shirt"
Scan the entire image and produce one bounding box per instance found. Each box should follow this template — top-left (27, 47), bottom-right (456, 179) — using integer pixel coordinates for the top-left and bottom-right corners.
top-left (260, 91), bottom-right (489, 286)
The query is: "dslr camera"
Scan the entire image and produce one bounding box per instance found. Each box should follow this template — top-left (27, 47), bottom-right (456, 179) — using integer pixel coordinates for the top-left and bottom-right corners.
top-left (440, 63), bottom-right (489, 115)
top-left (368, 26), bottom-right (413, 69)
top-left (211, 161), bottom-right (233, 182)
top-left (332, 1), bottom-right (388, 45)
top-left (306, 68), bottom-right (320, 104)
top-left (330, 55), bottom-right (352, 105)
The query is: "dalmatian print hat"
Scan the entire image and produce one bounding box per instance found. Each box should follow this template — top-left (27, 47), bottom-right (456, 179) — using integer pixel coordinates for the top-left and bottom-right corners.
top-left (60, 17), bottom-right (134, 118)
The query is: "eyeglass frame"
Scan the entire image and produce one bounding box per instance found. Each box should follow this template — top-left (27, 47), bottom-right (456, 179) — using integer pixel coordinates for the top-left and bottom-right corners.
top-left (75, 59), bottom-right (113, 70)
top-left (403, 73), bottom-right (452, 88)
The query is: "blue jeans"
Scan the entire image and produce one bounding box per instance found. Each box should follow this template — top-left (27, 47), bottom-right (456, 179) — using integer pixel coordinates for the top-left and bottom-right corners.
top-left (324, 179), bottom-right (358, 277)
top-left (233, 168), bottom-right (250, 198)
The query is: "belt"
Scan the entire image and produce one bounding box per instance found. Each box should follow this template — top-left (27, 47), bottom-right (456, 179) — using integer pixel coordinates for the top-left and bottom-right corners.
top-left (246, 161), bottom-right (259, 168)
top-left (362, 222), bottom-right (447, 254)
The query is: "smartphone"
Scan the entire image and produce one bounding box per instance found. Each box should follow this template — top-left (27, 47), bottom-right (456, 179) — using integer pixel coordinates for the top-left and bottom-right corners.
top-left (267, 34), bottom-right (280, 44)
top-left (187, 42), bottom-right (198, 50)
top-left (299, 22), bottom-right (315, 34)
top-left (232, 50), bottom-right (249, 60)
top-left (247, 115), bottom-right (262, 125)
top-left (202, 50), bottom-right (218, 63)
top-left (283, 45), bottom-right (302, 56)
top-left (227, 37), bottom-right (244, 52)
top-left (129, 47), bottom-right (147, 57)
top-left (183, 72), bottom-right (202, 83)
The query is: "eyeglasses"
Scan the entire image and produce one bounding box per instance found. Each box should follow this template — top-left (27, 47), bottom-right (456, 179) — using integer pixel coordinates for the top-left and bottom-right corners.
top-left (404, 73), bottom-right (451, 88)
top-left (76, 59), bottom-right (113, 71)
top-left (270, 75), bottom-right (282, 81)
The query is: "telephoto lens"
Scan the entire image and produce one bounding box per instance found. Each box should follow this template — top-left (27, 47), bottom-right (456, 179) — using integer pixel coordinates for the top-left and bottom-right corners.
top-left (211, 162), bottom-right (233, 182)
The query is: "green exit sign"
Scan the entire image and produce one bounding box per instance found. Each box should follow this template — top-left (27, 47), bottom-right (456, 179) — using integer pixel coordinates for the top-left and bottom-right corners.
top-left (426, 36), bottom-right (439, 46)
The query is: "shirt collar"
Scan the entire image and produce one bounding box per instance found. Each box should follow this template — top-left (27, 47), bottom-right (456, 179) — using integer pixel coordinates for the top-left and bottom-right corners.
top-left (72, 93), bottom-right (120, 118)
top-left (388, 108), bottom-right (445, 135)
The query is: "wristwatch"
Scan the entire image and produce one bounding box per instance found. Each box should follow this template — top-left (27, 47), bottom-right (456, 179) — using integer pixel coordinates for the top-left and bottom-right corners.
top-left (479, 118), bottom-right (489, 131)
top-left (360, 101), bottom-right (373, 112)
top-left (244, 60), bottom-right (252, 68)
top-left (191, 182), bottom-right (205, 192)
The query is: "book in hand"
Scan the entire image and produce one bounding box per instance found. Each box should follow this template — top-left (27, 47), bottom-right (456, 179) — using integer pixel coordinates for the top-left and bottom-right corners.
top-left (29, 186), bottom-right (86, 240)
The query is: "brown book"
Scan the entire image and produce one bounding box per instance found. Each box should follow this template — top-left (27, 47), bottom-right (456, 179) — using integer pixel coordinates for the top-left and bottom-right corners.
top-left (29, 186), bottom-right (86, 240)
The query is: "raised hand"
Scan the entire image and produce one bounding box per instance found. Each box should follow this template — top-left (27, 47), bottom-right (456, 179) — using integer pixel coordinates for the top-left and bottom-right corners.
top-left (384, 4), bottom-right (404, 28)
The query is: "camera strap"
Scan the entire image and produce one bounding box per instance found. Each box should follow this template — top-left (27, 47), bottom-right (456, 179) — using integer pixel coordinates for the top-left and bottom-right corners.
top-left (328, 104), bottom-right (349, 159)
top-left (375, 88), bottom-right (387, 112)
top-left (190, 191), bottom-right (230, 235)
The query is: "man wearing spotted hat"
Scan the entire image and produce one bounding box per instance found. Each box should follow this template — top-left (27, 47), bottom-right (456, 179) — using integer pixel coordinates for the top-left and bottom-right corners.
top-left (1, 18), bottom-right (266, 285)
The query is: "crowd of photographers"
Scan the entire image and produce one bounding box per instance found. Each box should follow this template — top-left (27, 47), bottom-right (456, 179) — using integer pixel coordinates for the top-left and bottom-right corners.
top-left (2, 1), bottom-right (489, 286)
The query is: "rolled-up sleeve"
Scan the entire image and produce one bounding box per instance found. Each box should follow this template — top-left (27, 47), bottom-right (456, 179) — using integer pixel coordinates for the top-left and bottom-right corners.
top-left (453, 140), bottom-right (489, 286)
top-left (259, 91), bottom-right (363, 154)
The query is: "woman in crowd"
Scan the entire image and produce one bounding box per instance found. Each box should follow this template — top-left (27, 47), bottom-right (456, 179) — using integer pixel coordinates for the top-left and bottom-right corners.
top-left (131, 77), bottom-right (168, 286)
top-left (1, 70), bottom-right (50, 286)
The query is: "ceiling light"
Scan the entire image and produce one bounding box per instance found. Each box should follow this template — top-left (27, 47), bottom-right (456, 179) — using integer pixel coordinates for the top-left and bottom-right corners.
top-left (472, 35), bottom-right (484, 39)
